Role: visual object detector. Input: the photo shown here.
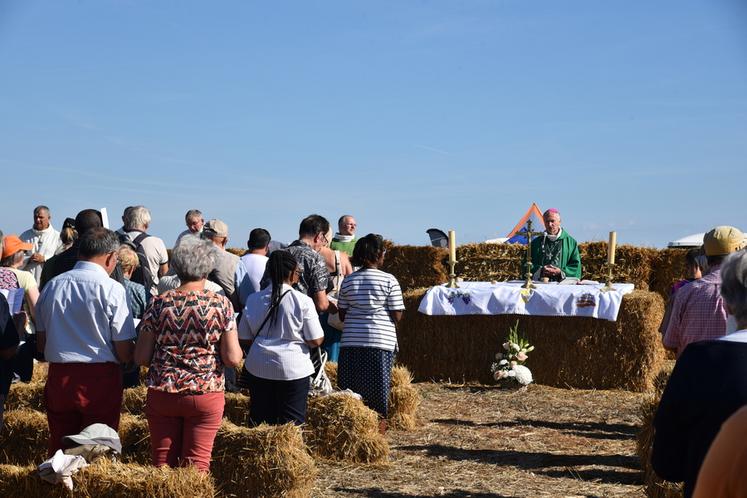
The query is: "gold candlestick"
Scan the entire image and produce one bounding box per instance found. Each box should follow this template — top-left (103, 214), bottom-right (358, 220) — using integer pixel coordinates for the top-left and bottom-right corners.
top-left (446, 229), bottom-right (459, 287)
top-left (447, 260), bottom-right (459, 288)
top-left (600, 262), bottom-right (616, 292)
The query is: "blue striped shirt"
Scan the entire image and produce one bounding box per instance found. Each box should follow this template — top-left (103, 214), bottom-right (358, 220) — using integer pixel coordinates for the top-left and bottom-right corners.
top-left (338, 268), bottom-right (404, 352)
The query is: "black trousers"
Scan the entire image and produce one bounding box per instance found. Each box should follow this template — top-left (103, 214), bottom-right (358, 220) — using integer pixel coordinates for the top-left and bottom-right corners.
top-left (246, 372), bottom-right (310, 426)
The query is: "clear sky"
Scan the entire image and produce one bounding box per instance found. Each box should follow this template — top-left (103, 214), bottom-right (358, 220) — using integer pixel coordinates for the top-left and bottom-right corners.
top-left (1, 0), bottom-right (745, 248)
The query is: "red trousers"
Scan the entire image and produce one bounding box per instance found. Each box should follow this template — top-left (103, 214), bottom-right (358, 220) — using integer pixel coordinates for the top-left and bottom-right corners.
top-left (145, 388), bottom-right (224, 472)
top-left (44, 362), bottom-right (123, 455)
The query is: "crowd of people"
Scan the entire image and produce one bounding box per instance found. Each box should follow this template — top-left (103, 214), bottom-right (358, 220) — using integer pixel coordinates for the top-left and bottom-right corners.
top-left (653, 225), bottom-right (747, 498)
top-left (2, 204), bottom-right (747, 493)
top-left (0, 205), bottom-right (404, 472)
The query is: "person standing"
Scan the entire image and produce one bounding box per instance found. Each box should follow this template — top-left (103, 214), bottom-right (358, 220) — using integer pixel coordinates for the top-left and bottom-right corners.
top-left (239, 250), bottom-right (324, 425)
top-left (337, 234), bottom-right (405, 428)
top-left (20, 206), bottom-right (62, 285)
top-left (35, 228), bottom-right (136, 454)
top-left (135, 236), bottom-right (242, 472)
top-left (528, 208), bottom-right (581, 282)
top-left (121, 206), bottom-right (169, 297)
top-left (330, 215), bottom-right (357, 256)
top-left (235, 228), bottom-right (271, 308)
top-left (174, 209), bottom-right (205, 247)
top-left (663, 226), bottom-right (745, 357)
top-left (282, 214), bottom-right (333, 314)
top-left (201, 219), bottom-right (240, 309)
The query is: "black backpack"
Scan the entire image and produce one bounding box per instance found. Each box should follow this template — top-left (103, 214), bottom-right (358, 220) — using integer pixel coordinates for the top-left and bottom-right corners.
top-left (119, 231), bottom-right (151, 285)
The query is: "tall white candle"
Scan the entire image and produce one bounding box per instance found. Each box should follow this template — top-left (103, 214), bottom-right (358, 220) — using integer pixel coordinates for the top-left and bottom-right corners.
top-left (448, 230), bottom-right (456, 263)
top-left (608, 231), bottom-right (617, 265)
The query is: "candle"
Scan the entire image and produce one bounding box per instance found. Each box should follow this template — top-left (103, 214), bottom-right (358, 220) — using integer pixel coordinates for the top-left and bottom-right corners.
top-left (608, 231), bottom-right (617, 265)
top-left (448, 230), bottom-right (456, 263)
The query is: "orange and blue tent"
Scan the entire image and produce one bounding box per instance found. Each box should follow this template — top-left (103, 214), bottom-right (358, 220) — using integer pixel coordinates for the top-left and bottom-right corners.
top-left (505, 203), bottom-right (546, 244)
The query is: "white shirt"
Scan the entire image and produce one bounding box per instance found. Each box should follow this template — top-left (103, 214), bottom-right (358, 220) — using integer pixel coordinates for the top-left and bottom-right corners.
top-left (337, 268), bottom-right (405, 352)
top-left (719, 328), bottom-right (747, 343)
top-left (123, 230), bottom-right (169, 296)
top-left (36, 261), bottom-right (136, 363)
top-left (174, 229), bottom-right (201, 248)
top-left (21, 226), bottom-right (62, 284)
top-left (239, 284), bottom-right (324, 381)
top-left (235, 253), bottom-right (269, 307)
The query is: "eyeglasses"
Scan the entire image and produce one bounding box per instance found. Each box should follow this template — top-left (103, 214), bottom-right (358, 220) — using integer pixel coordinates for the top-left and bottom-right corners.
top-left (294, 269), bottom-right (303, 276)
top-left (320, 232), bottom-right (329, 245)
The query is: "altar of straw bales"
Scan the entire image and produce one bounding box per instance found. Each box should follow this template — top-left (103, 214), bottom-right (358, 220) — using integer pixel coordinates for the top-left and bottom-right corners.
top-left (381, 242), bottom-right (676, 392)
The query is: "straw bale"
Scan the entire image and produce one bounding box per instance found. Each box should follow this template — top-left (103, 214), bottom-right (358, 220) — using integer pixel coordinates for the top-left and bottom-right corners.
top-left (455, 243), bottom-right (524, 282)
top-left (305, 394), bottom-right (389, 464)
top-left (325, 361), bottom-right (338, 387)
top-left (0, 409), bottom-right (48, 466)
top-left (4, 381), bottom-right (45, 411)
top-left (29, 362), bottom-right (48, 384)
top-left (387, 365), bottom-right (420, 430)
top-left (223, 391), bottom-right (251, 426)
top-left (396, 288), bottom-right (667, 391)
top-left (579, 242), bottom-right (659, 291)
top-left (382, 245), bottom-right (447, 292)
top-left (212, 420), bottom-right (317, 498)
top-left (121, 386), bottom-right (147, 415)
top-left (0, 460), bottom-right (215, 498)
top-left (0, 410), bottom-right (151, 466)
top-left (226, 247), bottom-right (245, 257)
top-left (650, 248), bottom-right (688, 301)
top-left (636, 391), bottom-right (683, 498)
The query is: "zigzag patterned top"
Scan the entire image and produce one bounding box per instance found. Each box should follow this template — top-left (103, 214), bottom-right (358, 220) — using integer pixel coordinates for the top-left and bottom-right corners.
top-left (141, 289), bottom-right (236, 393)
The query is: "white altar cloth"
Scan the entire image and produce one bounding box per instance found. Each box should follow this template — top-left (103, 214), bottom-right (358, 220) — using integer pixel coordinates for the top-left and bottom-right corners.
top-left (417, 281), bottom-right (635, 322)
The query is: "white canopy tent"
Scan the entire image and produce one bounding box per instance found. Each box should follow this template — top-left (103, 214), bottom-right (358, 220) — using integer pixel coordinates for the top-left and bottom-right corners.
top-left (668, 233), bottom-right (705, 248)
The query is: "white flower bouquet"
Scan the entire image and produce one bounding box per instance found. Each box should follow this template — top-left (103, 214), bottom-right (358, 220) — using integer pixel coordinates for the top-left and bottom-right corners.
top-left (490, 320), bottom-right (534, 386)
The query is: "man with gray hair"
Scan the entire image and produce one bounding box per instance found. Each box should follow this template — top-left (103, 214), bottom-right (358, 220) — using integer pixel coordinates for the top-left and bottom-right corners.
top-left (20, 205), bottom-right (62, 285)
top-left (653, 248), bottom-right (747, 498)
top-left (174, 209), bottom-right (205, 247)
top-left (36, 227), bottom-right (136, 454)
top-left (121, 206), bottom-right (169, 297)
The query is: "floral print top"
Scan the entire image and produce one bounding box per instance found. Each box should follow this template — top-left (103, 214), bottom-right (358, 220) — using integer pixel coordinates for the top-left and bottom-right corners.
top-left (140, 289), bottom-right (235, 393)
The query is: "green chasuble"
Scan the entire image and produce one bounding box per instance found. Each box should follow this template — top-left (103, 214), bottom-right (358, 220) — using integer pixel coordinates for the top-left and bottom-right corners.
top-left (528, 230), bottom-right (582, 280)
top-left (330, 237), bottom-right (356, 256)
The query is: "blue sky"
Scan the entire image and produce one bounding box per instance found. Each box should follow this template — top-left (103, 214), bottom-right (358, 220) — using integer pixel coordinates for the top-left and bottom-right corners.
top-left (1, 0), bottom-right (745, 248)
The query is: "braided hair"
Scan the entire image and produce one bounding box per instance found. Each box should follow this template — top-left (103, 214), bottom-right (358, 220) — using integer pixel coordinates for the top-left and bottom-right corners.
top-left (267, 250), bottom-right (299, 324)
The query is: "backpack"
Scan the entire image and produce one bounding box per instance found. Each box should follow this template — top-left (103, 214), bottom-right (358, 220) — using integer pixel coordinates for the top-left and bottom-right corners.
top-left (118, 231), bottom-right (151, 286)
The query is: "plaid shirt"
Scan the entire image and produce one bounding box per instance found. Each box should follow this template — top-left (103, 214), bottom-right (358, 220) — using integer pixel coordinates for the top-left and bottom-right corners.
top-left (664, 266), bottom-right (728, 357)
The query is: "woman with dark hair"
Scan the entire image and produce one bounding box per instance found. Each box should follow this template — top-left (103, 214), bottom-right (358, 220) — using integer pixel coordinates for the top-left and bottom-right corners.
top-left (239, 250), bottom-right (324, 425)
top-left (134, 236), bottom-right (242, 472)
top-left (337, 234), bottom-right (405, 429)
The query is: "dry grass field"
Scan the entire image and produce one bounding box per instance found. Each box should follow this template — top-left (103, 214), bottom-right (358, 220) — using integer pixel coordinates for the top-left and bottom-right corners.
top-left (313, 382), bottom-right (647, 498)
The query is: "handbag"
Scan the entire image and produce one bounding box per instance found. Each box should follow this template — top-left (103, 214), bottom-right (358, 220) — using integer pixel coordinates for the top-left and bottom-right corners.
top-left (326, 250), bottom-right (345, 331)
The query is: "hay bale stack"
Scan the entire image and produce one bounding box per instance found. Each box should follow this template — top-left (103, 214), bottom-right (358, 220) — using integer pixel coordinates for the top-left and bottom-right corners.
top-left (223, 391), bottom-right (251, 426)
top-left (456, 243), bottom-right (524, 282)
top-left (305, 394), bottom-right (389, 464)
top-left (0, 460), bottom-right (215, 498)
top-left (119, 414), bottom-right (151, 464)
top-left (396, 288), bottom-right (667, 391)
top-left (388, 365), bottom-right (420, 430)
top-left (579, 242), bottom-right (659, 291)
top-left (4, 382), bottom-right (45, 411)
top-left (650, 248), bottom-right (688, 301)
top-left (636, 387), bottom-right (683, 498)
top-left (212, 420), bottom-right (317, 498)
top-left (382, 245), bottom-right (447, 292)
top-left (0, 409), bottom-right (48, 466)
